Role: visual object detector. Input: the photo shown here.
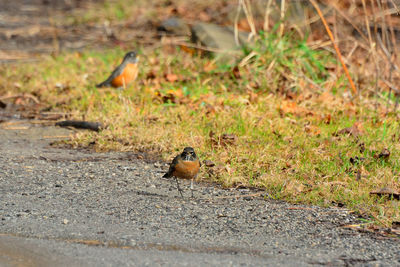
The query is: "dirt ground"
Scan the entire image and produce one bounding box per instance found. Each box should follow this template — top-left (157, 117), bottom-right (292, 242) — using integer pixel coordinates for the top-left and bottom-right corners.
top-left (0, 0), bottom-right (152, 62)
top-left (0, 121), bottom-right (399, 266)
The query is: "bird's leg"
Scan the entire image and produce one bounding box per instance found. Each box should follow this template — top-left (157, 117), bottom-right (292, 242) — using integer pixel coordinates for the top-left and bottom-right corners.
top-left (190, 179), bottom-right (194, 198)
top-left (174, 176), bottom-right (184, 198)
top-left (119, 80), bottom-right (130, 113)
top-left (190, 177), bottom-right (196, 198)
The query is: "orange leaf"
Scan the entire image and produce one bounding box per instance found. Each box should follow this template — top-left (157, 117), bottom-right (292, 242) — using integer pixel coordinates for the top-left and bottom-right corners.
top-left (318, 91), bottom-right (335, 103)
top-left (278, 100), bottom-right (315, 117)
top-left (305, 125), bottom-right (321, 136)
top-left (203, 61), bottom-right (216, 72)
top-left (180, 45), bottom-right (196, 56)
top-left (323, 114), bottom-right (331, 124)
top-left (165, 73), bottom-right (179, 82)
top-left (166, 89), bottom-right (183, 98)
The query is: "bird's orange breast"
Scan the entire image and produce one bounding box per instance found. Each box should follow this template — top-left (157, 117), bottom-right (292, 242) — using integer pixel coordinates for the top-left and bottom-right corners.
top-left (173, 159), bottom-right (200, 179)
top-left (111, 63), bottom-right (138, 88)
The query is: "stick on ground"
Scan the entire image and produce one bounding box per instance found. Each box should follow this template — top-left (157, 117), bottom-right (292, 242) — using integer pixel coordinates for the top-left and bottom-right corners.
top-left (55, 120), bottom-right (104, 132)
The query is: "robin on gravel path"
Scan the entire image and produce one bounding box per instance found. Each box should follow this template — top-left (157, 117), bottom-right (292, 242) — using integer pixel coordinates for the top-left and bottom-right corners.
top-left (163, 147), bottom-right (201, 198)
top-left (96, 51), bottom-right (139, 89)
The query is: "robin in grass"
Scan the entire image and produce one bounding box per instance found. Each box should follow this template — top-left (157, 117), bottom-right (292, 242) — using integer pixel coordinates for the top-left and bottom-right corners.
top-left (96, 51), bottom-right (139, 89)
top-left (163, 147), bottom-right (201, 198)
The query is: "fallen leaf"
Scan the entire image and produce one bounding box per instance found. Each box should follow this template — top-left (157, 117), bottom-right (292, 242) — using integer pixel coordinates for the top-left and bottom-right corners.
top-left (317, 91), bottom-right (335, 103)
top-left (204, 160), bottom-right (215, 167)
top-left (237, 18), bottom-right (251, 32)
top-left (220, 133), bottom-right (238, 146)
top-left (247, 89), bottom-right (259, 104)
top-left (326, 181), bottom-right (347, 187)
top-left (284, 90), bottom-right (298, 100)
top-left (278, 100), bottom-right (312, 117)
top-left (203, 61), bottom-right (216, 72)
top-left (203, 103), bottom-right (216, 115)
top-left (285, 180), bottom-right (305, 195)
top-left (375, 148), bottom-right (390, 160)
top-left (359, 142), bottom-right (365, 153)
top-left (146, 69), bottom-right (157, 79)
top-left (232, 66), bottom-right (240, 79)
top-left (206, 164), bottom-right (227, 178)
top-left (349, 156), bottom-right (365, 165)
top-left (304, 124), bottom-right (321, 136)
top-left (156, 89), bottom-right (185, 104)
top-left (279, 101), bottom-right (297, 114)
top-left (144, 115), bottom-right (159, 123)
top-left (356, 165), bottom-right (369, 181)
top-left (165, 73), bottom-right (179, 82)
top-left (335, 122), bottom-right (364, 137)
top-left (180, 45), bottom-right (197, 56)
top-left (209, 132), bottom-right (238, 147)
top-left (323, 114), bottom-right (331, 124)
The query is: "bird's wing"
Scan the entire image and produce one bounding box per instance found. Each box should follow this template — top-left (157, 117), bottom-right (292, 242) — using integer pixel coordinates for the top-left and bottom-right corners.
top-left (163, 155), bottom-right (180, 178)
top-left (96, 63), bottom-right (125, 88)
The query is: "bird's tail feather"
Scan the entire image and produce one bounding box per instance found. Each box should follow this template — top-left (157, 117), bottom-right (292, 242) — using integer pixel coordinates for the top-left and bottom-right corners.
top-left (96, 82), bottom-right (107, 88)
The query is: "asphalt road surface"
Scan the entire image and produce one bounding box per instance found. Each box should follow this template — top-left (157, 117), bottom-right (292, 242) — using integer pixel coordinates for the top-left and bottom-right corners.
top-left (0, 122), bottom-right (399, 266)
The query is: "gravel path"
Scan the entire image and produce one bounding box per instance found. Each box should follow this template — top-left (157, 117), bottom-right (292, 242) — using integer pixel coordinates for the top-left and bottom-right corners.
top-left (0, 123), bottom-right (399, 266)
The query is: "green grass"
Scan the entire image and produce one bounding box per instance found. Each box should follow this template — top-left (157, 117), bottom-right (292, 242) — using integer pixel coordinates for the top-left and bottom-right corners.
top-left (1, 2), bottom-right (399, 228)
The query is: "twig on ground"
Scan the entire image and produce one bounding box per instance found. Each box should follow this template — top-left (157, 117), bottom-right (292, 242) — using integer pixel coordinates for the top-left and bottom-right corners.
top-left (1, 126), bottom-right (29, 130)
top-left (239, 51), bottom-right (257, 67)
top-left (42, 135), bottom-right (70, 139)
top-left (55, 120), bottom-right (104, 132)
top-left (0, 93), bottom-right (40, 104)
top-left (200, 192), bottom-right (263, 201)
top-left (287, 207), bottom-right (314, 210)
